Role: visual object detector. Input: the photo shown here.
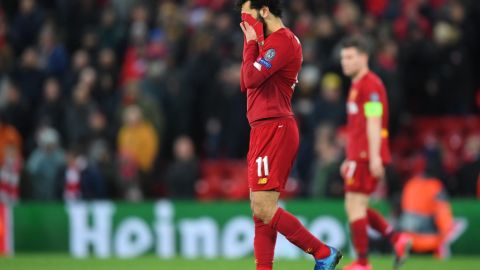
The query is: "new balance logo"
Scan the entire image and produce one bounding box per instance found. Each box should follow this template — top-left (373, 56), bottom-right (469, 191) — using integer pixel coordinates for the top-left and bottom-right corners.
top-left (258, 178), bottom-right (268, 184)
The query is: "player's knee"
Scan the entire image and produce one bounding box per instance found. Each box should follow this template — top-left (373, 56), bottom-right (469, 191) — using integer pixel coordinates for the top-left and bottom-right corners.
top-left (345, 201), bottom-right (354, 218)
top-left (251, 201), bottom-right (275, 224)
top-left (345, 200), bottom-right (366, 221)
top-left (251, 204), bottom-right (268, 223)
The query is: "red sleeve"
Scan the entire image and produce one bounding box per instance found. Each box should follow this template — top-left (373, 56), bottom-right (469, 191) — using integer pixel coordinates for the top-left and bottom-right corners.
top-left (240, 62), bottom-right (247, 93)
top-left (242, 36), bottom-right (291, 89)
top-left (239, 38), bottom-right (250, 93)
top-left (361, 81), bottom-right (383, 105)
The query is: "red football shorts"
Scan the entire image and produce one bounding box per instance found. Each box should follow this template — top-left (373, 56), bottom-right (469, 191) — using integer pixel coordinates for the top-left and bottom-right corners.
top-left (247, 117), bottom-right (299, 191)
top-left (342, 161), bottom-right (378, 194)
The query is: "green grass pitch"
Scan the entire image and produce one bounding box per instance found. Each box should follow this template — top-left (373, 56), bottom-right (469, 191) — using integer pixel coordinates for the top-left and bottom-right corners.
top-left (1, 254), bottom-right (479, 270)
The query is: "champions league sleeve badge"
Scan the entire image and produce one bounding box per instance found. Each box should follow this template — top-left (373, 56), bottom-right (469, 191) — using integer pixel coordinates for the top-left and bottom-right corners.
top-left (264, 48), bottom-right (276, 61)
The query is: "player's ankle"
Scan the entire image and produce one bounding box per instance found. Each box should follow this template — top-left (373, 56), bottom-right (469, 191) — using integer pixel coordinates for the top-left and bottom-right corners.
top-left (313, 244), bottom-right (331, 259)
top-left (357, 257), bottom-right (369, 266)
top-left (389, 231), bottom-right (400, 244)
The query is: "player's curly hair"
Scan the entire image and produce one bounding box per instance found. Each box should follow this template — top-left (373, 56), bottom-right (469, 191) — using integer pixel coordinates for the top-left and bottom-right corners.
top-left (235, 0), bottom-right (283, 17)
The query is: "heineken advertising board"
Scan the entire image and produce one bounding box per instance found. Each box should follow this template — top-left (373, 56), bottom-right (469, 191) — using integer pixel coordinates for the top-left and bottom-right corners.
top-left (9, 200), bottom-right (480, 258)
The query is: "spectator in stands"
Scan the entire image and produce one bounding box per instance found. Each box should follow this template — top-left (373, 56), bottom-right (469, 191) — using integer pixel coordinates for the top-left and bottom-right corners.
top-left (310, 125), bottom-right (344, 198)
top-left (63, 49), bottom-right (90, 97)
top-left (0, 113), bottom-right (22, 166)
top-left (88, 110), bottom-right (114, 151)
top-left (97, 8), bottom-right (125, 53)
top-left (120, 81), bottom-right (164, 135)
top-left (94, 48), bottom-right (119, 120)
top-left (11, 0), bottom-right (44, 53)
top-left (26, 127), bottom-right (64, 201)
top-left (64, 0), bottom-right (100, 52)
top-left (165, 136), bottom-right (198, 198)
top-left (11, 47), bottom-right (44, 108)
top-left (0, 14), bottom-right (14, 73)
top-left (333, 0), bottom-right (361, 35)
top-left (313, 15), bottom-right (340, 70)
top-left (1, 81), bottom-right (30, 139)
top-left (87, 110), bottom-right (116, 198)
top-left (119, 5), bottom-right (150, 85)
top-left (80, 30), bottom-right (100, 66)
top-left (295, 65), bottom-right (319, 128)
top-left (212, 62), bottom-right (249, 159)
top-left (456, 134), bottom-right (480, 197)
top-left (64, 82), bottom-right (96, 148)
top-left (117, 105), bottom-right (158, 200)
top-left (36, 77), bottom-right (65, 140)
top-left (429, 20), bottom-right (473, 114)
top-left (118, 105), bottom-right (158, 173)
top-left (374, 39), bottom-right (403, 135)
top-left (292, 65), bottom-right (320, 188)
top-left (0, 144), bottom-right (22, 204)
top-left (62, 147), bottom-right (106, 201)
top-left (37, 23), bottom-right (68, 77)
top-left (313, 72), bottom-right (345, 127)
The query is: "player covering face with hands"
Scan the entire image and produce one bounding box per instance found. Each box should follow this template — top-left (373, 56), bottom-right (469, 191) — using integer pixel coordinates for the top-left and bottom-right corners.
top-left (236, 1), bottom-right (342, 270)
top-left (340, 36), bottom-right (413, 270)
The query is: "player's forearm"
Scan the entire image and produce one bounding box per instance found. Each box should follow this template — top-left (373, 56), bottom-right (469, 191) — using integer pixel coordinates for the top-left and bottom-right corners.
top-left (243, 65), bottom-right (267, 89)
top-left (366, 117), bottom-right (382, 159)
top-left (242, 37), bottom-right (248, 60)
top-left (240, 63), bottom-right (247, 93)
top-left (244, 40), bottom-right (259, 63)
top-left (242, 41), bottom-right (268, 89)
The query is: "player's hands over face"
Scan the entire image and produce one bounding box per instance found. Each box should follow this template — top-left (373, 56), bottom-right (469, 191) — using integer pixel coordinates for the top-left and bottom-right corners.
top-left (369, 156), bottom-right (385, 179)
top-left (240, 21), bottom-right (257, 42)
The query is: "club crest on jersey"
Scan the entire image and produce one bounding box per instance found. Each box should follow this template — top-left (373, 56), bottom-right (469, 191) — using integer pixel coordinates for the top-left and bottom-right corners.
top-left (370, 93), bottom-right (380, 101)
top-left (264, 48), bottom-right (276, 61)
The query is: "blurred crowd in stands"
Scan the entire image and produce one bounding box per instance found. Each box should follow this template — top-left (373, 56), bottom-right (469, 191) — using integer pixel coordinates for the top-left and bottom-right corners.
top-left (0, 0), bottom-right (479, 203)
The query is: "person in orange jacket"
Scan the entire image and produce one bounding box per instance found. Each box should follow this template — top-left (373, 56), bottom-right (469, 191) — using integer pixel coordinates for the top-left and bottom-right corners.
top-left (400, 155), bottom-right (465, 259)
top-left (0, 115), bottom-right (22, 166)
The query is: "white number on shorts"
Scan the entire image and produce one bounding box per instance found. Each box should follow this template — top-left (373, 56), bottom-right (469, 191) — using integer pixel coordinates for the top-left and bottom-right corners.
top-left (256, 156), bottom-right (269, 177)
top-left (345, 161), bottom-right (357, 179)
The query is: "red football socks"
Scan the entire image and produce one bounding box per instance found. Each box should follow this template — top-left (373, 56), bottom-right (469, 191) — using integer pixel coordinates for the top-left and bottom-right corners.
top-left (268, 208), bottom-right (330, 259)
top-left (366, 208), bottom-right (398, 244)
top-left (350, 218), bottom-right (369, 265)
top-left (254, 216), bottom-right (277, 270)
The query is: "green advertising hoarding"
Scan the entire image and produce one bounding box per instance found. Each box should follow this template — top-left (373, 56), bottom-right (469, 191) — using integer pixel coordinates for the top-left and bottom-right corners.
top-left (12, 200), bottom-right (480, 258)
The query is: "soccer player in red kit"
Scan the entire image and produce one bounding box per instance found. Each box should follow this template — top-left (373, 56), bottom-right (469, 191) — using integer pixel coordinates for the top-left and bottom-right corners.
top-left (236, 1), bottom-right (342, 270)
top-left (340, 37), bottom-right (412, 270)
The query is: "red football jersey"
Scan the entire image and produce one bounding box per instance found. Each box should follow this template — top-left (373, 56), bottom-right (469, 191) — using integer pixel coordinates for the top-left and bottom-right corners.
top-left (346, 71), bottom-right (391, 163)
top-left (240, 28), bottom-right (302, 124)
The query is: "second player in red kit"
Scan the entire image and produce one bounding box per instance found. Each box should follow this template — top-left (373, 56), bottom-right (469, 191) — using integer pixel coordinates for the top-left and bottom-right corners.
top-left (344, 70), bottom-right (391, 194)
top-left (237, 1), bottom-right (342, 270)
top-left (340, 37), bottom-right (412, 270)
